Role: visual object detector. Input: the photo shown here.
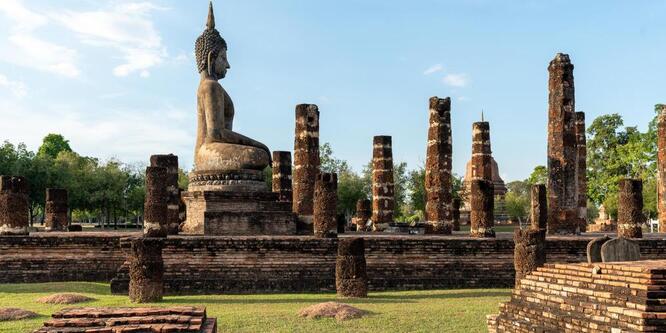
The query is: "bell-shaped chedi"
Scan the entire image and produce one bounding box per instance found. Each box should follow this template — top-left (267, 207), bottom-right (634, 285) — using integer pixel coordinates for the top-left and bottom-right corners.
top-left (180, 2), bottom-right (295, 235)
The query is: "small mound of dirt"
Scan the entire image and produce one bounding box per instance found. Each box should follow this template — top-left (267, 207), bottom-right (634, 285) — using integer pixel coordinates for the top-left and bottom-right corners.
top-left (37, 293), bottom-right (94, 304)
top-left (298, 302), bottom-right (367, 321)
top-left (0, 308), bottom-right (38, 321)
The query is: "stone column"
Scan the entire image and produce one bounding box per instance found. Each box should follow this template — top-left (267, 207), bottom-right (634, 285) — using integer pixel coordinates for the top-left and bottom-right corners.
top-left (128, 238), bottom-right (164, 303)
top-left (452, 198), bottom-right (461, 231)
top-left (0, 176), bottom-right (29, 235)
top-left (575, 112), bottom-right (587, 232)
top-left (272, 151), bottom-right (292, 202)
top-left (657, 105), bottom-right (666, 232)
top-left (313, 172), bottom-right (337, 238)
top-left (530, 184), bottom-right (547, 230)
top-left (470, 179), bottom-right (495, 237)
top-left (547, 53), bottom-right (579, 235)
top-left (45, 188), bottom-right (68, 232)
top-left (471, 122), bottom-right (492, 180)
top-left (144, 166), bottom-right (168, 238)
top-left (150, 154), bottom-right (179, 235)
top-left (425, 96), bottom-right (453, 234)
top-left (336, 237), bottom-right (368, 297)
top-left (372, 136), bottom-right (394, 230)
top-left (513, 228), bottom-right (546, 286)
top-left (617, 178), bottom-right (643, 238)
top-left (352, 199), bottom-right (371, 231)
top-left (293, 104), bottom-right (320, 231)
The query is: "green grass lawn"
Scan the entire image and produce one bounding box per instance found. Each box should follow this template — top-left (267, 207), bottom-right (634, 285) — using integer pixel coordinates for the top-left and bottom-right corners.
top-left (0, 282), bottom-right (509, 333)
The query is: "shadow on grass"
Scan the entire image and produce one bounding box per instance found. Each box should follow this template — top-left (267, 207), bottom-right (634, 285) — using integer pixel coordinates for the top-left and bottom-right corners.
top-left (0, 282), bottom-right (111, 296)
top-left (367, 290), bottom-right (511, 300)
top-left (162, 297), bottom-right (414, 305)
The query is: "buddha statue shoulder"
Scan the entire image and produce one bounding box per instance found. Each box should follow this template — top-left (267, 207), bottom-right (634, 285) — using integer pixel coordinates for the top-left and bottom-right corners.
top-left (191, 3), bottom-right (270, 190)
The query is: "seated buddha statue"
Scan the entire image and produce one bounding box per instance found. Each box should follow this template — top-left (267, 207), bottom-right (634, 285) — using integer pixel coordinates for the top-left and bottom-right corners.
top-left (192, 3), bottom-right (270, 180)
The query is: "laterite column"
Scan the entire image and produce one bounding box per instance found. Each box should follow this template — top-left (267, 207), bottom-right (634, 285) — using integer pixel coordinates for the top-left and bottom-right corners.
top-left (293, 104), bottom-right (320, 231)
top-left (336, 237), bottom-right (368, 298)
top-left (547, 53), bottom-right (578, 235)
top-left (313, 172), bottom-right (337, 238)
top-left (452, 198), bottom-right (461, 231)
top-left (45, 188), bottom-right (68, 231)
top-left (272, 151), bottom-right (293, 202)
top-left (144, 166), bottom-right (168, 238)
top-left (371, 136), bottom-right (394, 230)
top-left (531, 184), bottom-right (547, 230)
top-left (657, 105), bottom-right (666, 232)
top-left (575, 112), bottom-right (587, 232)
top-left (617, 178), bottom-right (643, 238)
top-left (150, 154), bottom-right (179, 235)
top-left (0, 176), bottom-right (29, 235)
top-left (128, 238), bottom-right (164, 303)
top-left (425, 96), bottom-right (453, 234)
top-left (513, 228), bottom-right (546, 286)
top-left (352, 199), bottom-right (371, 231)
top-left (470, 179), bottom-right (494, 237)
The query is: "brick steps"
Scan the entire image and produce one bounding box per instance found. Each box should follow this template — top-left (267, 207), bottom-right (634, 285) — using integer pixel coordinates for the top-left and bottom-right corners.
top-left (489, 260), bottom-right (666, 332)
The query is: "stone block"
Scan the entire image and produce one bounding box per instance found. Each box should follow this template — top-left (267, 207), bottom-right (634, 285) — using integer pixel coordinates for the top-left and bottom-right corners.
top-left (601, 237), bottom-right (641, 262)
top-left (586, 235), bottom-right (610, 263)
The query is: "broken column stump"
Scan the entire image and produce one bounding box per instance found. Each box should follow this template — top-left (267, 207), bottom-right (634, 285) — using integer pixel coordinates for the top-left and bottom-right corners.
top-left (547, 53), bottom-right (579, 235)
top-left (617, 178), bottom-right (644, 239)
top-left (452, 198), bottom-right (461, 231)
top-left (425, 96), bottom-right (453, 234)
top-left (150, 154), bottom-right (180, 235)
top-left (471, 121), bottom-right (493, 180)
top-left (372, 136), bottom-right (395, 230)
top-left (272, 151), bottom-right (293, 203)
top-left (513, 228), bottom-right (546, 286)
top-left (144, 166), bottom-right (168, 238)
top-left (314, 172), bottom-right (337, 238)
top-left (600, 237), bottom-right (641, 262)
top-left (0, 176), bottom-right (29, 235)
top-left (658, 105), bottom-right (666, 232)
top-left (530, 184), bottom-right (547, 230)
top-left (293, 104), bottom-right (320, 232)
top-left (128, 237), bottom-right (164, 303)
top-left (352, 199), bottom-right (371, 232)
top-left (44, 188), bottom-right (68, 232)
top-left (336, 238), bottom-right (368, 298)
top-left (470, 179), bottom-right (495, 238)
top-left (575, 112), bottom-right (588, 232)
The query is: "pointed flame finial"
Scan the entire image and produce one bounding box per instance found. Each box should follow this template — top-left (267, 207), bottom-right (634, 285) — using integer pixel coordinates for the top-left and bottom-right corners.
top-left (206, 1), bottom-right (215, 29)
top-left (481, 109), bottom-right (484, 122)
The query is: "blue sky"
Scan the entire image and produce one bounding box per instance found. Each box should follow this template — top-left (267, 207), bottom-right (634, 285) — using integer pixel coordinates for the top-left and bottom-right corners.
top-left (0, 0), bottom-right (664, 181)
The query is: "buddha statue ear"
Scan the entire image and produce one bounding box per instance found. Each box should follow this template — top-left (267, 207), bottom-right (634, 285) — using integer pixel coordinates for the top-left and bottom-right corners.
top-left (207, 51), bottom-right (214, 77)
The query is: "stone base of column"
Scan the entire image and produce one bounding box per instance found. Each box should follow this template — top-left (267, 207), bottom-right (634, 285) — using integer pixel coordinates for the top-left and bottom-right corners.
top-left (513, 228), bottom-right (546, 286)
top-left (336, 238), bottom-right (368, 298)
top-left (128, 238), bottom-right (164, 303)
top-left (425, 222), bottom-right (453, 234)
top-left (547, 209), bottom-right (579, 235)
top-left (617, 223), bottom-right (642, 238)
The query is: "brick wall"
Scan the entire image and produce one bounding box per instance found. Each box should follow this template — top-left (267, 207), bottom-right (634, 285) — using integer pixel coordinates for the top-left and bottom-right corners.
top-left (1, 233), bottom-right (666, 294)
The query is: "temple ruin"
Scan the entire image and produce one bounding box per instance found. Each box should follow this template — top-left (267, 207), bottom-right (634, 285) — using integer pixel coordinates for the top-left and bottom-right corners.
top-left (658, 105), bottom-right (666, 232)
top-left (150, 154), bottom-right (180, 235)
top-left (272, 151), bottom-right (293, 203)
top-left (293, 104), bottom-right (320, 232)
top-left (44, 188), bottom-right (68, 232)
top-left (371, 136), bottom-right (395, 230)
top-left (424, 96), bottom-right (453, 234)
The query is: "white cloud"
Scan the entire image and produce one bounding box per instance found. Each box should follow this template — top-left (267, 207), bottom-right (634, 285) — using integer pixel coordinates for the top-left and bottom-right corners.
top-left (423, 64), bottom-right (444, 75)
top-left (51, 2), bottom-right (167, 78)
top-left (0, 0), bottom-right (80, 78)
top-left (442, 73), bottom-right (469, 87)
top-left (0, 74), bottom-right (27, 98)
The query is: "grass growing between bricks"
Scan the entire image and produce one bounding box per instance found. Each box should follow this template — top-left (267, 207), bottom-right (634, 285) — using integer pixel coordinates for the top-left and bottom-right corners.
top-left (0, 282), bottom-right (510, 333)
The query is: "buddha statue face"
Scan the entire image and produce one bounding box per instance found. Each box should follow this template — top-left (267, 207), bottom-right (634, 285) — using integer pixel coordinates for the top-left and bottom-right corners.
top-left (213, 49), bottom-right (230, 79)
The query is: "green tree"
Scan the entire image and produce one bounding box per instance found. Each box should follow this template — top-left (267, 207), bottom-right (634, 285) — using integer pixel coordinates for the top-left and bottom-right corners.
top-left (407, 168), bottom-right (426, 213)
top-left (37, 134), bottom-right (72, 159)
top-left (527, 165), bottom-right (547, 185)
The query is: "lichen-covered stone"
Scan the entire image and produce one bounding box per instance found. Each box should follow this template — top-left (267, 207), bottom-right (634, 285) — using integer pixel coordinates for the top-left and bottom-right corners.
top-left (314, 173), bottom-right (337, 238)
top-left (547, 53), bottom-right (579, 235)
top-left (617, 178), bottom-right (643, 238)
top-left (372, 136), bottom-right (394, 230)
top-left (272, 151), bottom-right (292, 203)
top-left (352, 199), bottom-right (371, 231)
top-left (425, 96), bottom-right (453, 234)
top-left (150, 154), bottom-right (180, 235)
top-left (0, 176), bottom-right (29, 235)
top-left (128, 238), bottom-right (164, 303)
top-left (45, 188), bottom-right (68, 232)
top-left (144, 167), bottom-right (168, 238)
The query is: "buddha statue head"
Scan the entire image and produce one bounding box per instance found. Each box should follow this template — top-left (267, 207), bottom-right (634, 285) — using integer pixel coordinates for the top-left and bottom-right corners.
top-left (195, 2), bottom-right (230, 79)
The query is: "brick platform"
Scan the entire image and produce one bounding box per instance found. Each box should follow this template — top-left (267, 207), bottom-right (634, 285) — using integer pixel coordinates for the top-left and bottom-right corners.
top-left (35, 306), bottom-right (216, 332)
top-left (488, 260), bottom-right (666, 332)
